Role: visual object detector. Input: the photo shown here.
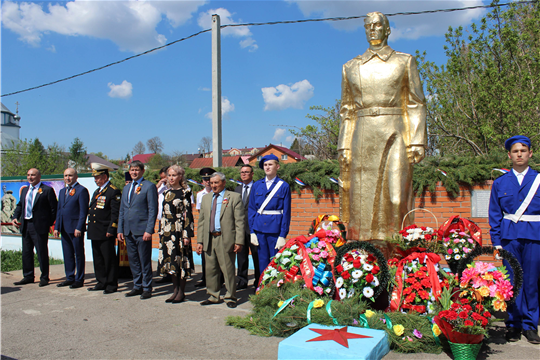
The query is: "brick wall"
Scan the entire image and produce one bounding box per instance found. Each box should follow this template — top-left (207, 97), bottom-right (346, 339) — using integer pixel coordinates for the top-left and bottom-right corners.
top-left (153, 182), bottom-right (496, 261)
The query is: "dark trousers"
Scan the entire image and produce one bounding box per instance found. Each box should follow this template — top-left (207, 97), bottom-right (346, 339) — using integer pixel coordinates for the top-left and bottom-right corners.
top-left (502, 238), bottom-right (540, 331)
top-left (237, 232), bottom-right (260, 286)
top-left (125, 233), bottom-right (153, 292)
top-left (21, 222), bottom-right (49, 281)
top-left (61, 229), bottom-right (86, 283)
top-left (91, 239), bottom-right (118, 291)
top-left (256, 231), bottom-right (280, 276)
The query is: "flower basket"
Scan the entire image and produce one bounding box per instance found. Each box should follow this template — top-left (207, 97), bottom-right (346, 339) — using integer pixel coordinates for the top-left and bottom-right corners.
top-left (438, 216), bottom-right (482, 275)
top-left (448, 342), bottom-right (482, 360)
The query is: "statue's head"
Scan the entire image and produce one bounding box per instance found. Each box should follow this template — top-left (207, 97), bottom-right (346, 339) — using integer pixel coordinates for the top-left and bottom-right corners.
top-left (364, 12), bottom-right (390, 46)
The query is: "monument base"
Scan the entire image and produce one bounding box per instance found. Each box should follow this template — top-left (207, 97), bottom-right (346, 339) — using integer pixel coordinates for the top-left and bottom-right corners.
top-left (277, 324), bottom-right (390, 360)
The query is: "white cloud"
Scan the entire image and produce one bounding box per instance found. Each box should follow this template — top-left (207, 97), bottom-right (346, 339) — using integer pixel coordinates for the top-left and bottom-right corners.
top-left (262, 80), bottom-right (314, 111)
top-left (1, 0), bottom-right (207, 53)
top-left (108, 80), bottom-right (133, 99)
top-left (197, 8), bottom-right (258, 51)
top-left (289, 0), bottom-right (486, 41)
top-left (273, 128), bottom-right (286, 141)
top-left (205, 96), bottom-right (235, 119)
top-left (285, 135), bottom-right (295, 144)
top-left (46, 45), bottom-right (56, 53)
top-left (198, 86), bottom-right (211, 91)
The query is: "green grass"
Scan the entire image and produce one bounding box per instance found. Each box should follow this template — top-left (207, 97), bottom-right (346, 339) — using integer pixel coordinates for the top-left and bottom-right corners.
top-left (1, 250), bottom-right (63, 272)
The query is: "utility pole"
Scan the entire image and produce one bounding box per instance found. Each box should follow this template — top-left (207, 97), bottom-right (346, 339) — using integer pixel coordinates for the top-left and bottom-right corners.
top-left (212, 14), bottom-right (222, 168)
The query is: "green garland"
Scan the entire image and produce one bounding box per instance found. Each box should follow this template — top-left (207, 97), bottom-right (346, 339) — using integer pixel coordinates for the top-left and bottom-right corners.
top-left (226, 277), bottom-right (442, 353)
top-left (457, 245), bottom-right (523, 306)
top-left (334, 241), bottom-right (390, 300)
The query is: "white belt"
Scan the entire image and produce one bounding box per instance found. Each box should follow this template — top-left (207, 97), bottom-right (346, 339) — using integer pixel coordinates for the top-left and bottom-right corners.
top-left (260, 210), bottom-right (283, 215)
top-left (504, 212), bottom-right (540, 222)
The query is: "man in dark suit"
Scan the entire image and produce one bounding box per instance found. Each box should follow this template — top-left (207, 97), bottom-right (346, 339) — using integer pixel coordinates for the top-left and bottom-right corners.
top-left (87, 163), bottom-right (121, 294)
top-left (118, 160), bottom-right (158, 300)
top-left (11, 168), bottom-right (58, 287)
top-left (54, 168), bottom-right (90, 289)
top-left (234, 164), bottom-right (259, 289)
top-left (196, 172), bottom-right (245, 308)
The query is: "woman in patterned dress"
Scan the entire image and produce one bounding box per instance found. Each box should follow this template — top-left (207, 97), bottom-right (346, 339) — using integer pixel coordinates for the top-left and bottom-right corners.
top-left (158, 165), bottom-right (194, 303)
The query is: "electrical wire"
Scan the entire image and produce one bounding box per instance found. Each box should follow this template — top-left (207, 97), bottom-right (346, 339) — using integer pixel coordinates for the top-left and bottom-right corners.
top-left (1, 0), bottom-right (536, 98)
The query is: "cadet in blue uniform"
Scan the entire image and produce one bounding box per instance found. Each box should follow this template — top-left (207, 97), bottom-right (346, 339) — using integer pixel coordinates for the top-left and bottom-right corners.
top-left (489, 135), bottom-right (540, 344)
top-left (248, 154), bottom-right (291, 278)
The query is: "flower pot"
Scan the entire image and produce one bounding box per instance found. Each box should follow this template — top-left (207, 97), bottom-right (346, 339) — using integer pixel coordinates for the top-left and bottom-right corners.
top-left (448, 341), bottom-right (482, 360)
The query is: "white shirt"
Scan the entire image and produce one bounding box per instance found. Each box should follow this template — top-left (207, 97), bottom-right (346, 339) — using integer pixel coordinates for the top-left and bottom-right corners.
top-left (512, 167), bottom-right (529, 186)
top-left (157, 183), bottom-right (167, 220)
top-left (265, 176), bottom-right (276, 190)
top-left (99, 181), bottom-right (110, 193)
top-left (25, 181), bottom-right (41, 219)
top-left (196, 187), bottom-right (211, 210)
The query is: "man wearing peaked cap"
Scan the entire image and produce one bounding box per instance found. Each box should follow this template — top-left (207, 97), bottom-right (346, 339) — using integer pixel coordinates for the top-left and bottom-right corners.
top-left (249, 154), bottom-right (291, 280)
top-left (87, 163), bottom-right (122, 294)
top-left (489, 135), bottom-right (540, 344)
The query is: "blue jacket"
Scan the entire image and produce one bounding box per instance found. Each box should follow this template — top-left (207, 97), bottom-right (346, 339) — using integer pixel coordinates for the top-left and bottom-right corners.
top-left (248, 176), bottom-right (291, 237)
top-left (489, 168), bottom-right (540, 246)
top-left (56, 182), bottom-right (90, 234)
top-left (118, 178), bottom-right (158, 236)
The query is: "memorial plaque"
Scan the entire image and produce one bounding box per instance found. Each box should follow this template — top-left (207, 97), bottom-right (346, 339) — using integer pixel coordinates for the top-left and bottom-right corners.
top-left (471, 190), bottom-right (491, 218)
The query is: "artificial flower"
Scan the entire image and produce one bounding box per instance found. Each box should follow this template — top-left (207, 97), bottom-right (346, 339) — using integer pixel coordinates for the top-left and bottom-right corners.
top-left (339, 288), bottom-right (347, 300)
top-left (365, 310), bottom-right (375, 318)
top-left (314, 286), bottom-right (323, 295)
top-left (363, 263), bottom-right (373, 271)
top-left (432, 324), bottom-right (442, 337)
top-left (277, 300), bottom-right (284, 307)
top-left (336, 277), bottom-right (344, 288)
top-left (393, 324), bottom-right (405, 336)
top-left (413, 329), bottom-right (422, 338)
top-left (363, 287), bottom-right (374, 298)
top-left (347, 289), bottom-right (355, 298)
top-left (352, 270), bottom-right (363, 279)
top-left (313, 299), bottom-right (324, 308)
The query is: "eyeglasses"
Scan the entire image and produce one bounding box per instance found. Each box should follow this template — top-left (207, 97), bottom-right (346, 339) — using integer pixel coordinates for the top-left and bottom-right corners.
top-left (240, 171), bottom-right (252, 174)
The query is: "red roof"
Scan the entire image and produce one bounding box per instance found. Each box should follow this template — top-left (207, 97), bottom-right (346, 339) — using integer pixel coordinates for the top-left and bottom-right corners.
top-left (248, 144), bottom-right (306, 162)
top-left (130, 153), bottom-right (155, 164)
top-left (189, 156), bottom-right (245, 169)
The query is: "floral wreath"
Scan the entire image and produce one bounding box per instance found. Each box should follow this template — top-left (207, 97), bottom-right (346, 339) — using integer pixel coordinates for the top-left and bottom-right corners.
top-left (333, 241), bottom-right (390, 300)
top-left (457, 245), bottom-right (523, 306)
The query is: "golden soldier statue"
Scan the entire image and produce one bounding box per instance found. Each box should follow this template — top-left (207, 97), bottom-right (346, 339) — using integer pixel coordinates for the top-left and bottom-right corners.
top-left (338, 12), bottom-right (427, 241)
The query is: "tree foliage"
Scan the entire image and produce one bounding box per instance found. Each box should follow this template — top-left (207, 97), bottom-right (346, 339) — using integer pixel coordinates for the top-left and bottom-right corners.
top-left (133, 141), bottom-right (146, 155)
top-left (289, 100), bottom-right (340, 160)
top-left (2, 139), bottom-right (68, 176)
top-left (198, 136), bottom-right (212, 154)
top-left (147, 136), bottom-right (164, 154)
top-left (417, 1), bottom-right (540, 156)
top-left (68, 137), bottom-right (87, 169)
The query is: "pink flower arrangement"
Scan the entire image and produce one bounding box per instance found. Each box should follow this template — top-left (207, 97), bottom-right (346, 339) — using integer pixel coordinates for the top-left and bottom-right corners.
top-left (459, 261), bottom-right (513, 312)
top-left (442, 229), bottom-right (478, 267)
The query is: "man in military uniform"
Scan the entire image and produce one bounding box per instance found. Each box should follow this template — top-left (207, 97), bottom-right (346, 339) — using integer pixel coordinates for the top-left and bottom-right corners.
top-left (87, 163), bottom-right (122, 294)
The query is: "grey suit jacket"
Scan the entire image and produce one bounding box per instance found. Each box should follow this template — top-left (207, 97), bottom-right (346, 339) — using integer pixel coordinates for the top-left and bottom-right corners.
top-left (197, 190), bottom-right (245, 253)
top-left (118, 178), bottom-right (158, 236)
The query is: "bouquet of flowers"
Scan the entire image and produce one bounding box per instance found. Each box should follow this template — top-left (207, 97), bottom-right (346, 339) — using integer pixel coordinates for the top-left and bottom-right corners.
top-left (435, 299), bottom-right (491, 340)
top-left (458, 261), bottom-right (513, 313)
top-left (334, 246), bottom-right (383, 302)
top-left (398, 224), bottom-right (437, 250)
top-left (260, 244), bottom-right (304, 287)
top-left (442, 229), bottom-right (478, 273)
top-left (304, 232), bottom-right (339, 296)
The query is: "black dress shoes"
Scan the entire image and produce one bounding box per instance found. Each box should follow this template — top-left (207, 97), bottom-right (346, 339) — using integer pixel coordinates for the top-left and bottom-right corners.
top-left (226, 302), bottom-right (237, 308)
top-left (69, 282), bottom-right (84, 289)
top-left (237, 282), bottom-right (248, 290)
top-left (14, 278), bottom-right (34, 285)
top-left (125, 289), bottom-right (144, 297)
top-left (57, 280), bottom-right (74, 287)
top-left (140, 291), bottom-right (152, 300)
top-left (103, 289), bottom-right (117, 294)
top-left (200, 299), bottom-right (219, 306)
top-left (39, 280), bottom-right (49, 287)
top-left (523, 330), bottom-right (540, 344)
top-left (88, 285), bottom-right (105, 291)
top-left (506, 327), bottom-right (522, 342)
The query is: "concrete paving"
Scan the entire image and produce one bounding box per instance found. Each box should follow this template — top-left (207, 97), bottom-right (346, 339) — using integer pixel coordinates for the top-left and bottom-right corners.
top-left (2, 263), bottom-right (539, 359)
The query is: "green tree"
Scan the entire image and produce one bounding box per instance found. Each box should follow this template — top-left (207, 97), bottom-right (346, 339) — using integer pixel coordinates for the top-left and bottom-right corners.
top-left (417, 1), bottom-right (540, 156)
top-left (27, 138), bottom-right (47, 169)
top-left (288, 100), bottom-right (341, 160)
top-left (69, 137), bottom-right (87, 170)
top-left (46, 143), bottom-right (68, 174)
top-left (1, 139), bottom-right (30, 176)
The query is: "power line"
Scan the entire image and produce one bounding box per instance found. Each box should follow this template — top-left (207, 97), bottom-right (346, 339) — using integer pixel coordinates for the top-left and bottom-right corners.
top-left (1, 0), bottom-right (535, 98)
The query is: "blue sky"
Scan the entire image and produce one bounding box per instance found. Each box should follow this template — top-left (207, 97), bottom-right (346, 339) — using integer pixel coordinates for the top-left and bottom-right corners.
top-left (1, 0), bottom-right (489, 160)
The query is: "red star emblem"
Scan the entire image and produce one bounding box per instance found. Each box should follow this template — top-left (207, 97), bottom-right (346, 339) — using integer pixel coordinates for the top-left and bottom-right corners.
top-left (306, 326), bottom-right (373, 348)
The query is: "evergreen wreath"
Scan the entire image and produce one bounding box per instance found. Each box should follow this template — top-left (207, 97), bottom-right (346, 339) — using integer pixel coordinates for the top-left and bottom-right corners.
top-left (457, 245), bottom-right (523, 306)
top-left (334, 241), bottom-right (390, 300)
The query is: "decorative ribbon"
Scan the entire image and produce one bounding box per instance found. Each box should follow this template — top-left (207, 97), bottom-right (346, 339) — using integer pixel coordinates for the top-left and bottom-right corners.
top-left (426, 316), bottom-right (441, 346)
top-left (269, 295), bottom-right (298, 334)
top-left (305, 237), bottom-right (319, 248)
top-left (437, 215), bottom-right (482, 245)
top-left (383, 314), bottom-right (393, 330)
top-left (312, 263), bottom-right (327, 286)
top-left (326, 300), bottom-right (340, 325)
top-left (286, 266), bottom-right (299, 281)
top-left (358, 314), bottom-right (370, 328)
top-left (307, 300), bottom-right (316, 324)
top-left (390, 252), bottom-right (442, 312)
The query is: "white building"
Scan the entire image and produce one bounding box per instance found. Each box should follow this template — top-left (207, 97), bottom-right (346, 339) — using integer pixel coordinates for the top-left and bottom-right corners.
top-left (1, 102), bottom-right (21, 152)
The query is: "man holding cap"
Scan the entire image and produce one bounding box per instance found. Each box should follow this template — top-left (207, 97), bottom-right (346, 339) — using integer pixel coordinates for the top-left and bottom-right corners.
top-left (489, 135), bottom-right (540, 344)
top-left (248, 154), bottom-right (291, 279)
top-left (87, 163), bottom-right (122, 294)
